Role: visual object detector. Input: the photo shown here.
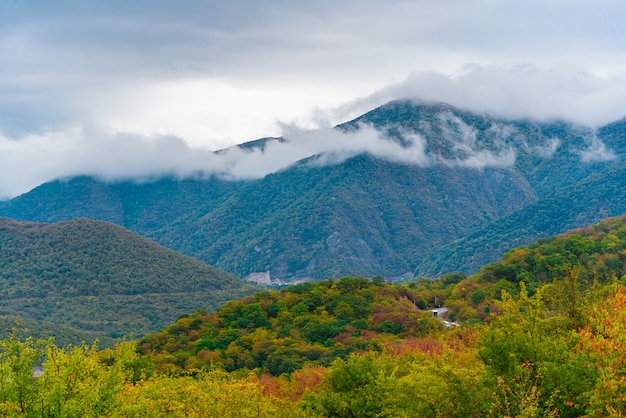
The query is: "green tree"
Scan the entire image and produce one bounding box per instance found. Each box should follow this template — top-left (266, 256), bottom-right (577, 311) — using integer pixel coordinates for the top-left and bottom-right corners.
top-left (480, 283), bottom-right (593, 416)
top-left (304, 353), bottom-right (400, 417)
top-left (0, 332), bottom-right (44, 416)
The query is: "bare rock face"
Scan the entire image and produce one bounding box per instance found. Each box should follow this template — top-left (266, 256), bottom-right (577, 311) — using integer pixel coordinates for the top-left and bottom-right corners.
top-left (243, 271), bottom-right (271, 285)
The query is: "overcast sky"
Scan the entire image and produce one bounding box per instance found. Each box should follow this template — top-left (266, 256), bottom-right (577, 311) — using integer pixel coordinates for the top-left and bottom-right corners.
top-left (1, 0), bottom-right (626, 198)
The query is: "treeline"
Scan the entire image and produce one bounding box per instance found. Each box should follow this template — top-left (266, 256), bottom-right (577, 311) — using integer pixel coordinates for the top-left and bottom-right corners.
top-left (442, 213), bottom-right (626, 324)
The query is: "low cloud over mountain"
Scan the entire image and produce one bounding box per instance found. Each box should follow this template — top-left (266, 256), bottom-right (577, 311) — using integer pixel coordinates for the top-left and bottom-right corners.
top-left (0, 99), bottom-right (618, 199)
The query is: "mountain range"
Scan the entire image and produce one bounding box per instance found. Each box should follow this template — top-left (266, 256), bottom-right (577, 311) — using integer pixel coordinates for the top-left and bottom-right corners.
top-left (1, 100), bottom-right (624, 283)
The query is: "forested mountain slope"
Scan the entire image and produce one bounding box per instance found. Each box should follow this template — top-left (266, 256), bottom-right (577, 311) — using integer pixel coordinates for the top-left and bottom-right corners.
top-left (0, 176), bottom-right (243, 236)
top-left (0, 218), bottom-right (261, 344)
top-left (152, 154), bottom-right (535, 281)
top-left (417, 158), bottom-right (626, 277)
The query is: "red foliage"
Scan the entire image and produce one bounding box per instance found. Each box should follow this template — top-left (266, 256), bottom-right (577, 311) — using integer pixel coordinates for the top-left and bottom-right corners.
top-left (380, 337), bottom-right (444, 357)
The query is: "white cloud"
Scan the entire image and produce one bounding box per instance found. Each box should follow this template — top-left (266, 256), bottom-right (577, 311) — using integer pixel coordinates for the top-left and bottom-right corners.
top-left (99, 78), bottom-right (355, 150)
top-left (0, 127), bottom-right (222, 198)
top-left (576, 134), bottom-right (616, 163)
top-left (527, 137), bottom-right (561, 158)
top-left (344, 65), bottom-right (626, 128)
top-left (0, 119), bottom-right (523, 199)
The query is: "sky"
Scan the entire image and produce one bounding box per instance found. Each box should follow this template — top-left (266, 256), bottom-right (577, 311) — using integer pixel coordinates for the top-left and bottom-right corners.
top-left (1, 0), bottom-right (626, 198)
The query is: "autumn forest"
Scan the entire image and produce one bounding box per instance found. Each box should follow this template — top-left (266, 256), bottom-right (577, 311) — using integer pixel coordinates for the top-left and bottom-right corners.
top-left (1, 215), bottom-right (626, 416)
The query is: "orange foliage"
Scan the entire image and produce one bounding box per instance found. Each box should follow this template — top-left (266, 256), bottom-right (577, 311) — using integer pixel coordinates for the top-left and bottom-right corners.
top-left (378, 328), bottom-right (479, 358)
top-left (380, 337), bottom-right (444, 357)
top-left (255, 366), bottom-right (326, 402)
top-left (196, 349), bottom-right (222, 363)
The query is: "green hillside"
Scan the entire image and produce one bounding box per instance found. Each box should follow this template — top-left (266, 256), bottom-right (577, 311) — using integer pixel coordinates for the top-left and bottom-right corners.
top-left (438, 213), bottom-right (626, 324)
top-left (0, 218), bottom-right (261, 344)
top-left (417, 159), bottom-right (626, 277)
